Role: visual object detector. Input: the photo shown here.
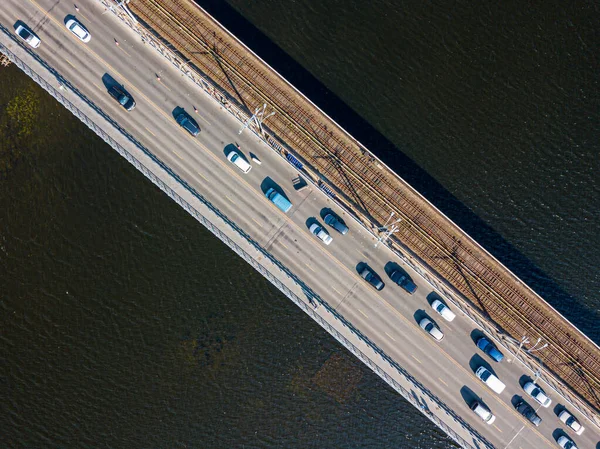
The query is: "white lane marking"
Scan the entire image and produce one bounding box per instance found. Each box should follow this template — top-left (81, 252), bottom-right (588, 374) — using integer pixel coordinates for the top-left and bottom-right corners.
top-left (144, 126), bottom-right (156, 137)
top-left (172, 150), bottom-right (183, 160)
top-left (196, 171), bottom-right (208, 181)
top-left (411, 355), bottom-right (421, 364)
top-left (384, 331), bottom-right (396, 342)
top-left (332, 286), bottom-right (342, 295)
top-left (65, 58), bottom-right (76, 68)
top-left (251, 218), bottom-right (263, 227)
top-left (225, 195), bottom-right (235, 204)
top-left (358, 309), bottom-right (368, 319)
top-left (493, 424), bottom-right (502, 433)
top-left (438, 377), bottom-right (448, 386)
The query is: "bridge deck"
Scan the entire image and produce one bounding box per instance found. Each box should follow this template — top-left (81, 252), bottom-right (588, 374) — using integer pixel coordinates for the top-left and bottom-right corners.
top-left (129, 0), bottom-right (600, 412)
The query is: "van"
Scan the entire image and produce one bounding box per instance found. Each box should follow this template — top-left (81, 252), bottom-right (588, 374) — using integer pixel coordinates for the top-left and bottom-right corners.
top-left (265, 187), bottom-right (292, 213)
top-left (475, 366), bottom-right (506, 394)
top-left (470, 400), bottom-right (496, 425)
top-left (226, 150), bottom-right (252, 173)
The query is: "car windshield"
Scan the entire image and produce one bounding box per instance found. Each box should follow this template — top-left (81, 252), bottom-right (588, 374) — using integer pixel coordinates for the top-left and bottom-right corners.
top-left (19, 28), bottom-right (32, 39)
top-left (119, 95), bottom-right (129, 106)
top-left (425, 323), bottom-right (433, 332)
top-left (230, 153), bottom-right (239, 162)
top-left (436, 304), bottom-right (445, 312)
top-left (564, 441), bottom-right (574, 449)
top-left (566, 416), bottom-right (575, 426)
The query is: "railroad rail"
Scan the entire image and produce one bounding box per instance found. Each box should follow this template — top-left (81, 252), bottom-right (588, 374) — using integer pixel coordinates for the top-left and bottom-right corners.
top-left (128, 0), bottom-right (600, 413)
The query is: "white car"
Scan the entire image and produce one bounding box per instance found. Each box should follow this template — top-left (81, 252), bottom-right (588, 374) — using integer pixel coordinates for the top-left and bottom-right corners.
top-left (226, 150), bottom-right (252, 173)
top-left (558, 409), bottom-right (585, 435)
top-left (556, 435), bottom-right (577, 449)
top-left (65, 18), bottom-right (91, 43)
top-left (523, 381), bottom-right (552, 408)
top-left (15, 23), bottom-right (41, 48)
top-left (309, 223), bottom-right (332, 245)
top-left (419, 318), bottom-right (443, 341)
top-left (431, 299), bottom-right (456, 322)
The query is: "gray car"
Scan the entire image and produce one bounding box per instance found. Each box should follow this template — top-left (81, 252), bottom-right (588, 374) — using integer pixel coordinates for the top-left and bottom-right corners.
top-left (515, 399), bottom-right (541, 426)
top-left (324, 213), bottom-right (348, 235)
top-left (359, 265), bottom-right (384, 291)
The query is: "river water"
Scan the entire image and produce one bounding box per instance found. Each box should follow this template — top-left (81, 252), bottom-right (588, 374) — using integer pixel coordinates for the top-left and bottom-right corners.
top-left (1, 1), bottom-right (598, 448)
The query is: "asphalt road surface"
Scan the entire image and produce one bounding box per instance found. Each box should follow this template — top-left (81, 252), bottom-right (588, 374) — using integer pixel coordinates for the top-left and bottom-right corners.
top-left (2, 1), bottom-right (598, 448)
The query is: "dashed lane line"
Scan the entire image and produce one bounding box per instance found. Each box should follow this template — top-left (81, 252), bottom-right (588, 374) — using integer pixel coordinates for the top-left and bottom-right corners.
top-left (251, 218), bottom-right (263, 228)
top-left (438, 377), bottom-right (448, 386)
top-left (144, 126), bottom-right (156, 137)
top-left (411, 354), bottom-right (422, 364)
top-left (172, 150), bottom-right (183, 160)
top-left (225, 195), bottom-right (235, 204)
top-left (358, 309), bottom-right (369, 319)
top-left (24, 3), bottom-right (561, 445)
top-left (332, 286), bottom-right (342, 295)
top-left (384, 331), bottom-right (396, 342)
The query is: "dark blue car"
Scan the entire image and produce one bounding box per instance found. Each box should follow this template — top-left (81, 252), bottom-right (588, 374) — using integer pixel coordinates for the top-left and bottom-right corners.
top-left (176, 112), bottom-right (200, 136)
top-left (476, 337), bottom-right (504, 362)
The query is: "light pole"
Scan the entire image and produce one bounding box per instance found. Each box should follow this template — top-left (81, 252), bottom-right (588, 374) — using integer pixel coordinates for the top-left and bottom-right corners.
top-left (526, 338), bottom-right (548, 354)
top-left (374, 211), bottom-right (402, 248)
top-left (508, 336), bottom-right (529, 363)
top-left (239, 104), bottom-right (275, 135)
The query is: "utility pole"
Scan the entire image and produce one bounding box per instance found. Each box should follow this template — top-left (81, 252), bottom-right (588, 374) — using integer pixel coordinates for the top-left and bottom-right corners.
top-left (239, 104), bottom-right (275, 135)
top-left (508, 336), bottom-right (529, 363)
top-left (374, 211), bottom-right (402, 248)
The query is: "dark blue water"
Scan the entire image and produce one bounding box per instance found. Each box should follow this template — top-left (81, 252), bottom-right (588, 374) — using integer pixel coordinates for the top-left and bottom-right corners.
top-left (2, 1), bottom-right (598, 448)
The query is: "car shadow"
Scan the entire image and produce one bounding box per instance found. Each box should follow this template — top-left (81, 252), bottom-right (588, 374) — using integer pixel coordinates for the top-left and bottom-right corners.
top-left (63, 14), bottom-right (77, 26)
top-left (356, 261), bottom-right (368, 274)
top-left (260, 176), bottom-right (289, 199)
top-left (413, 309), bottom-right (429, 324)
top-left (223, 143), bottom-right (243, 159)
top-left (384, 261), bottom-right (402, 278)
top-left (519, 374), bottom-right (533, 389)
top-left (426, 291), bottom-right (446, 307)
top-left (320, 207), bottom-right (334, 221)
top-left (552, 428), bottom-right (567, 443)
top-left (460, 385), bottom-right (480, 407)
top-left (469, 354), bottom-right (494, 375)
top-left (470, 329), bottom-right (486, 346)
top-left (511, 394), bottom-right (523, 408)
top-left (101, 73), bottom-right (121, 91)
top-left (306, 217), bottom-right (320, 230)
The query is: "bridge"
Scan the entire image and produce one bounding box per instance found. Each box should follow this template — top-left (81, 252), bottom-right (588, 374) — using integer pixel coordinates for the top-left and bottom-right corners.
top-left (1, 1), bottom-right (598, 448)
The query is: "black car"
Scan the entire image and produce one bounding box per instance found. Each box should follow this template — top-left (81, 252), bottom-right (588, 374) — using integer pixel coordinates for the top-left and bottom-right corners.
top-left (108, 85), bottom-right (136, 111)
top-left (324, 212), bottom-right (349, 235)
top-left (515, 399), bottom-right (542, 426)
top-left (176, 112), bottom-right (200, 136)
top-left (359, 265), bottom-right (384, 291)
top-left (390, 269), bottom-right (417, 294)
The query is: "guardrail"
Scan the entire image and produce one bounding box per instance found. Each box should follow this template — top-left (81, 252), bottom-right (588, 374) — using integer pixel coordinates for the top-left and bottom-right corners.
top-left (1, 27), bottom-right (496, 449)
top-left (92, 0), bottom-right (600, 430)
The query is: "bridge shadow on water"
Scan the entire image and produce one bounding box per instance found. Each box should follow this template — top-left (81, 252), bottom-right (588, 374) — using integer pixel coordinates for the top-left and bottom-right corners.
top-left (199, 0), bottom-right (598, 343)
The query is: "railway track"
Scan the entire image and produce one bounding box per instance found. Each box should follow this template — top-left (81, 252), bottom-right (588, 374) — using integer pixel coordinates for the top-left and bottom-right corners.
top-left (130, 0), bottom-right (600, 411)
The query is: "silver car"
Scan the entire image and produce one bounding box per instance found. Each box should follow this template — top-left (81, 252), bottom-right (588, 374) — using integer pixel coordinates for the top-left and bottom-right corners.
top-left (65, 18), bottom-right (91, 43)
top-left (523, 381), bottom-right (551, 408)
top-left (419, 317), bottom-right (444, 341)
top-left (558, 409), bottom-right (584, 435)
top-left (556, 435), bottom-right (577, 449)
top-left (309, 223), bottom-right (332, 245)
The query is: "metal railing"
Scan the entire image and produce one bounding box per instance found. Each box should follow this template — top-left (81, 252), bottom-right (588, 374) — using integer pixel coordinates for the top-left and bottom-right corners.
top-left (0, 31), bottom-right (495, 449)
top-left (93, 0), bottom-right (600, 429)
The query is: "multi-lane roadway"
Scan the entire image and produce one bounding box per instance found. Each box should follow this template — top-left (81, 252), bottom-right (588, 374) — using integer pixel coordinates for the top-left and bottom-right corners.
top-left (2, 1), bottom-right (598, 448)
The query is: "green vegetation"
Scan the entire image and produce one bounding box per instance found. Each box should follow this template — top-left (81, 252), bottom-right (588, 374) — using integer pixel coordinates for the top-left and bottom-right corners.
top-left (0, 81), bottom-right (40, 175)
